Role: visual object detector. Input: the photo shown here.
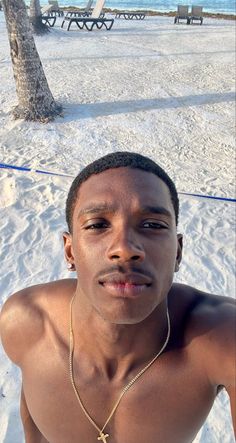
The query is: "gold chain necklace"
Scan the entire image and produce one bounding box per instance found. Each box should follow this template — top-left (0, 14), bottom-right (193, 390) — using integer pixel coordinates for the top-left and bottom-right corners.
top-left (69, 292), bottom-right (170, 443)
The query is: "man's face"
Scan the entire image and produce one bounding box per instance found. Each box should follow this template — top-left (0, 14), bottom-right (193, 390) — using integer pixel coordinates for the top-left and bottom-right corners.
top-left (64, 167), bottom-right (182, 324)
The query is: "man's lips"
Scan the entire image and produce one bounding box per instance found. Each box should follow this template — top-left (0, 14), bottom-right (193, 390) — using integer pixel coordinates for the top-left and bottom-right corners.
top-left (98, 273), bottom-right (152, 297)
top-left (98, 272), bottom-right (152, 286)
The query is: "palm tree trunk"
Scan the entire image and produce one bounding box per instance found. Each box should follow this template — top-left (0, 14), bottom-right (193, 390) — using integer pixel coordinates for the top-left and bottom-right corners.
top-left (30, 0), bottom-right (49, 35)
top-left (2, 0), bottom-right (62, 122)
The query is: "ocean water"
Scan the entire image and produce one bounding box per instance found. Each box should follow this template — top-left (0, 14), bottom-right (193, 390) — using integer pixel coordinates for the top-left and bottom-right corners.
top-left (35, 0), bottom-right (235, 14)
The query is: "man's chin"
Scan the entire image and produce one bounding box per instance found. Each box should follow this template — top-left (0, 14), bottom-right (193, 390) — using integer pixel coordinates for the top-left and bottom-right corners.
top-left (94, 300), bottom-right (158, 326)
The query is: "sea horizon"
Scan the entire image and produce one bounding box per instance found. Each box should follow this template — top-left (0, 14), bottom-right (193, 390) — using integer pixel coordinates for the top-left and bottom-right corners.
top-left (27, 0), bottom-right (236, 15)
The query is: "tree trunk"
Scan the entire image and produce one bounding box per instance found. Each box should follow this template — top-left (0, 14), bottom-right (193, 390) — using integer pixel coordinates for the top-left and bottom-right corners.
top-left (2, 0), bottom-right (62, 122)
top-left (30, 0), bottom-right (49, 35)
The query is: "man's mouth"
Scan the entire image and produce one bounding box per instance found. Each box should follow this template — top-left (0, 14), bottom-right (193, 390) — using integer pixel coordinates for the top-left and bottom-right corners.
top-left (98, 273), bottom-right (152, 297)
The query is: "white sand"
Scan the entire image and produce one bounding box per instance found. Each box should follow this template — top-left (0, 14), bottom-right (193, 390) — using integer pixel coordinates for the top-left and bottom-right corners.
top-left (0, 12), bottom-right (235, 443)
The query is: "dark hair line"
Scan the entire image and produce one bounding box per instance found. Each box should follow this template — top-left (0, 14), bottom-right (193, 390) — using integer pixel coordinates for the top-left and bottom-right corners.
top-left (66, 151), bottom-right (179, 232)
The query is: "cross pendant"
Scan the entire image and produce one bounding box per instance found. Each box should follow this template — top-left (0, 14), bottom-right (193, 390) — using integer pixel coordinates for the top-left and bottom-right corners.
top-left (97, 432), bottom-right (109, 442)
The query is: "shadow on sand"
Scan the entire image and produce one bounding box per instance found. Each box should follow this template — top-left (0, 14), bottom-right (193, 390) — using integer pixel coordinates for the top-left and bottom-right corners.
top-left (63, 91), bottom-right (235, 122)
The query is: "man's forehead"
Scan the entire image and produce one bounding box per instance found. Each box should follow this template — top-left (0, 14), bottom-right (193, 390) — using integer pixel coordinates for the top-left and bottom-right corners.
top-left (75, 167), bottom-right (173, 210)
top-left (78, 167), bottom-right (166, 193)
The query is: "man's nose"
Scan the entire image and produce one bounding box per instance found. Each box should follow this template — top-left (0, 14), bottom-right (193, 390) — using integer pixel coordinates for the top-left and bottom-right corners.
top-left (107, 228), bottom-right (145, 263)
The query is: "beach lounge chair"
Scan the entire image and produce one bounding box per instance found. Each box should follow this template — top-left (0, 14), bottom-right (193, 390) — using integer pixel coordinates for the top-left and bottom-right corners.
top-left (41, 5), bottom-right (53, 15)
top-left (61, 0), bottom-right (114, 31)
top-left (62, 0), bottom-right (94, 21)
top-left (48, 0), bottom-right (64, 16)
top-left (115, 11), bottom-right (146, 20)
top-left (41, 5), bottom-right (57, 26)
top-left (42, 14), bottom-right (57, 27)
top-left (174, 5), bottom-right (190, 24)
top-left (189, 5), bottom-right (203, 24)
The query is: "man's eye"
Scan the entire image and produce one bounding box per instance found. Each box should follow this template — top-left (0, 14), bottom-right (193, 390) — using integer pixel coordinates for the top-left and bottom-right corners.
top-left (142, 222), bottom-right (167, 229)
top-left (85, 222), bottom-right (108, 230)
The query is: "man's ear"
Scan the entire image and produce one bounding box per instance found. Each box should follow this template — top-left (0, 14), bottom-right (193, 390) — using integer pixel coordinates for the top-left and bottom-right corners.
top-left (63, 231), bottom-right (75, 267)
top-left (175, 234), bottom-right (183, 272)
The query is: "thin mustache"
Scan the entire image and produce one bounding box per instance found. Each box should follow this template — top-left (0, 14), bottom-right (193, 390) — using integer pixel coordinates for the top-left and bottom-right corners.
top-left (96, 265), bottom-right (154, 281)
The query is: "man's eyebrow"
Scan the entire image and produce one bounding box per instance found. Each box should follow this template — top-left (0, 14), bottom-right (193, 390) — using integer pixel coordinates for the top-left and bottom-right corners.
top-left (77, 204), bottom-right (117, 218)
top-left (140, 205), bottom-right (172, 218)
top-left (77, 204), bottom-right (172, 218)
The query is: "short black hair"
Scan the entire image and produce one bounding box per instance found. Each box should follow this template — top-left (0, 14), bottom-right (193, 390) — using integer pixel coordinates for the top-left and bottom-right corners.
top-left (66, 151), bottom-right (179, 232)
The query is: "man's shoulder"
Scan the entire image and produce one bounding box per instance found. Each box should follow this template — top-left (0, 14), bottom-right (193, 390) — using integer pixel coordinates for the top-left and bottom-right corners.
top-left (171, 283), bottom-right (235, 388)
top-left (171, 282), bottom-right (235, 337)
top-left (0, 279), bottom-right (76, 366)
top-left (171, 282), bottom-right (235, 313)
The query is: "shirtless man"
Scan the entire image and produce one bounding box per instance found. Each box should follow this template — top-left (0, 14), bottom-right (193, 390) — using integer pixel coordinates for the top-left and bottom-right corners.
top-left (0, 151), bottom-right (235, 443)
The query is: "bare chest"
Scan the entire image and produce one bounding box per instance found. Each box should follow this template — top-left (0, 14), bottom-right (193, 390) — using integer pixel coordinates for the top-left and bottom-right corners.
top-left (22, 340), bottom-right (217, 443)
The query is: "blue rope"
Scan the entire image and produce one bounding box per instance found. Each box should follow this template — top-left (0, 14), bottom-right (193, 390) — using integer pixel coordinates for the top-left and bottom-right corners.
top-left (0, 162), bottom-right (73, 178)
top-left (179, 192), bottom-right (236, 203)
top-left (0, 162), bottom-right (235, 203)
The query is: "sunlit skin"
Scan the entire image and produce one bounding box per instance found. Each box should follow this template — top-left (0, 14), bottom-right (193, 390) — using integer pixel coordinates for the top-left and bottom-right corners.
top-left (0, 166), bottom-right (235, 443)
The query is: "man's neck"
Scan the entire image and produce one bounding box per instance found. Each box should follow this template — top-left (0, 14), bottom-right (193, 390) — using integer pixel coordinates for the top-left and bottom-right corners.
top-left (71, 291), bottom-right (169, 382)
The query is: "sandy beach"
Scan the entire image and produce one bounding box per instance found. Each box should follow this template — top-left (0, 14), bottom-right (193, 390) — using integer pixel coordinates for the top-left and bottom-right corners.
top-left (0, 10), bottom-right (235, 443)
